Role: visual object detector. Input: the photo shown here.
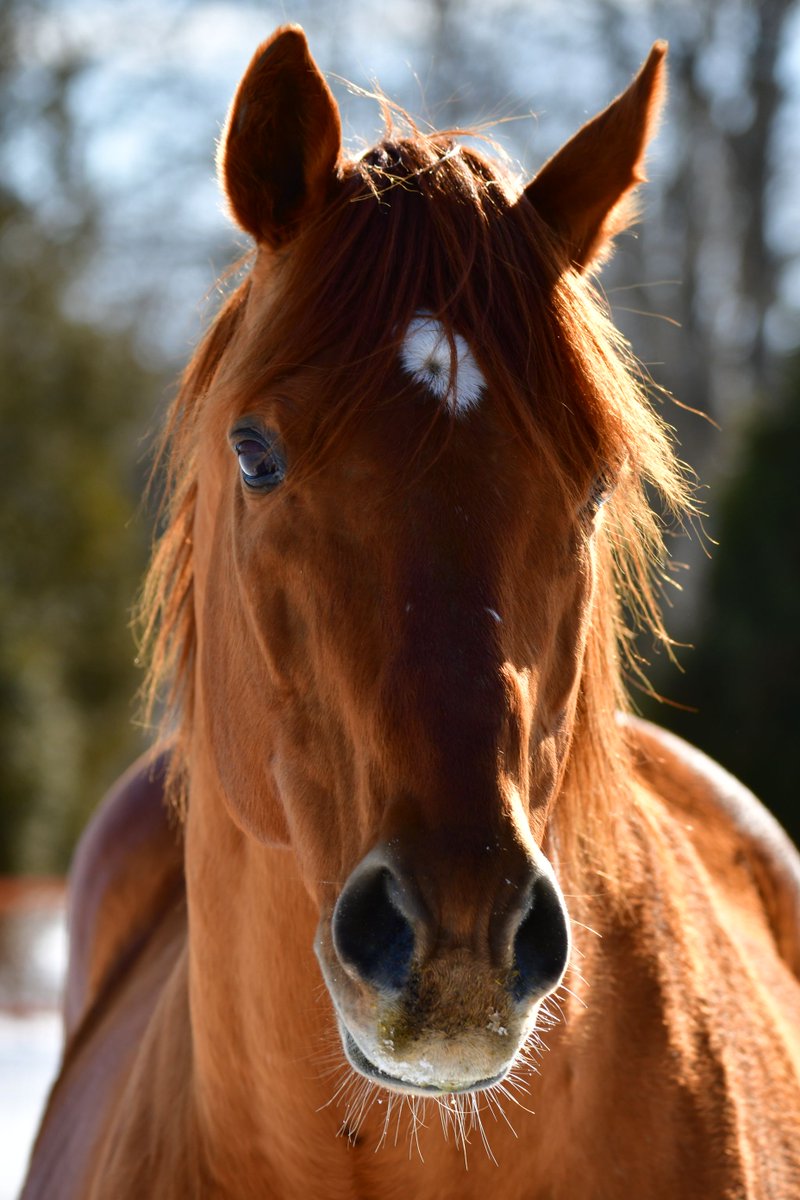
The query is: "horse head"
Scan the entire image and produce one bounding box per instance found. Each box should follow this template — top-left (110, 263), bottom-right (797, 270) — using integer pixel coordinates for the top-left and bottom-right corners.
top-left (166, 26), bottom-right (668, 1097)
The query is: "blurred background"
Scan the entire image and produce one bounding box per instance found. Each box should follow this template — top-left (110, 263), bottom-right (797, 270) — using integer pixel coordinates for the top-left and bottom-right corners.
top-left (0, 0), bottom-right (798, 1187)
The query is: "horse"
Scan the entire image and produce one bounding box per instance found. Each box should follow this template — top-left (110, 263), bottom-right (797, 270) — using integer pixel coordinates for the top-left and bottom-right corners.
top-left (22, 25), bottom-right (800, 1199)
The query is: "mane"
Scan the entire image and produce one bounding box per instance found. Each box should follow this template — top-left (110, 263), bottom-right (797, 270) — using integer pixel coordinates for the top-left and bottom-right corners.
top-left (138, 120), bottom-right (693, 891)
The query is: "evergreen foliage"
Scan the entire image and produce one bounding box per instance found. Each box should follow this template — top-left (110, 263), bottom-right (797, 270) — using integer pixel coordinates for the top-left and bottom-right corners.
top-left (0, 253), bottom-right (160, 871)
top-left (657, 356), bottom-right (800, 846)
top-left (0, 1), bottom-right (166, 870)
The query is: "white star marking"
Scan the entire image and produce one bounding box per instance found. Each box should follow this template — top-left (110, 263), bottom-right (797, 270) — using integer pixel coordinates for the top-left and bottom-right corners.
top-left (400, 314), bottom-right (485, 415)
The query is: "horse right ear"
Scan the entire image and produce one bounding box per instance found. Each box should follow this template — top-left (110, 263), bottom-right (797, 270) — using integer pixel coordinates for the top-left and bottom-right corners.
top-left (524, 42), bottom-right (667, 271)
top-left (219, 26), bottom-right (342, 247)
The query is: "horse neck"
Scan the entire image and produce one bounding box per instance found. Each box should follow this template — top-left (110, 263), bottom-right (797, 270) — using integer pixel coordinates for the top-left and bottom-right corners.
top-left (177, 750), bottom-right (792, 1198)
top-left (181, 762), bottom-right (338, 1186)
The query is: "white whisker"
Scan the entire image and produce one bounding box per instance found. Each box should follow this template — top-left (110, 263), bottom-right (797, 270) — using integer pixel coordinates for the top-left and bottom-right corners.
top-left (407, 1096), bottom-right (426, 1161)
top-left (317, 1067), bottom-right (355, 1112)
top-left (557, 983), bottom-right (588, 1010)
top-left (471, 1092), bottom-right (498, 1163)
top-left (570, 919), bottom-right (602, 939)
top-left (493, 1080), bottom-right (536, 1118)
top-left (455, 1095), bottom-right (470, 1170)
top-left (484, 1084), bottom-right (520, 1136)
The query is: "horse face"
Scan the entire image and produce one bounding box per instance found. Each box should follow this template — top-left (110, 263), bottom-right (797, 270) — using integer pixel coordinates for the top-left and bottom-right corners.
top-left (190, 27), bottom-right (666, 1095)
top-left (200, 328), bottom-right (596, 1089)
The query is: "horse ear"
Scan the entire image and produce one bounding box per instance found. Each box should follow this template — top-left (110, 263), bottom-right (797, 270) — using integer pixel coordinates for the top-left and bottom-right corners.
top-left (219, 25), bottom-right (342, 247)
top-left (524, 42), bottom-right (667, 271)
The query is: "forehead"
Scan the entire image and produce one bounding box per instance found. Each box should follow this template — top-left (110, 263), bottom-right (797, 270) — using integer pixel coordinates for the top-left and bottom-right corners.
top-left (233, 137), bottom-right (534, 381)
top-left (399, 315), bottom-right (485, 417)
top-left (214, 136), bottom-right (612, 493)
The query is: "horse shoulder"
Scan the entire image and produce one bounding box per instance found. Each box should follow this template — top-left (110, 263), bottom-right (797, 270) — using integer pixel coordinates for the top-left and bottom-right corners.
top-left (622, 713), bottom-right (800, 977)
top-left (63, 744), bottom-right (184, 1035)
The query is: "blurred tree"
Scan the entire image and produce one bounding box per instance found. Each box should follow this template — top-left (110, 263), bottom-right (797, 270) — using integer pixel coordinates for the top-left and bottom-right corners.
top-left (0, 0), bottom-right (165, 872)
top-left (659, 354), bottom-right (800, 846)
top-left (619, 0), bottom-right (800, 844)
top-left (591, 0), bottom-right (796, 512)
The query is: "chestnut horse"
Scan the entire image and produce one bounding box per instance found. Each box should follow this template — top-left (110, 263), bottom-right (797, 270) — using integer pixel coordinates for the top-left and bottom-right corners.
top-left (23, 26), bottom-right (800, 1200)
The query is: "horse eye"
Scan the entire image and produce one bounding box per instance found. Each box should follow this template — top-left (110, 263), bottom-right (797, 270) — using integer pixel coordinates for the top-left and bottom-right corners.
top-left (231, 429), bottom-right (286, 491)
top-left (586, 472), bottom-right (615, 517)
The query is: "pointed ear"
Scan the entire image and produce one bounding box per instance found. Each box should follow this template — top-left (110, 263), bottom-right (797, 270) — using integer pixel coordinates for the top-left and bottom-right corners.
top-left (218, 26), bottom-right (342, 247)
top-left (524, 42), bottom-right (667, 271)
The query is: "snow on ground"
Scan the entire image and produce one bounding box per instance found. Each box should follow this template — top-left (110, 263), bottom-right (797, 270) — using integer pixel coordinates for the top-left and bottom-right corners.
top-left (0, 883), bottom-right (67, 1200)
top-left (0, 1011), bottom-right (63, 1200)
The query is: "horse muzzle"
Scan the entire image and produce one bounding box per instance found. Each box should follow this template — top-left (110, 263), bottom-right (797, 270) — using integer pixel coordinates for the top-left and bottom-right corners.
top-left (315, 842), bottom-right (570, 1095)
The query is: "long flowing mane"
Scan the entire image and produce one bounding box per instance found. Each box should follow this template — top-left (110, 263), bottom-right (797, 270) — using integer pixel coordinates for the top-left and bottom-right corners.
top-left (138, 120), bottom-right (693, 886)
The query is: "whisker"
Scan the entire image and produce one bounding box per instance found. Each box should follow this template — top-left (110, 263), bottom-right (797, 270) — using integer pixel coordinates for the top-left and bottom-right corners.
top-left (407, 1095), bottom-right (426, 1161)
top-left (437, 1094), bottom-right (453, 1144)
top-left (503, 1066), bottom-right (535, 1094)
top-left (484, 1084), bottom-right (520, 1135)
top-left (557, 983), bottom-right (588, 1010)
top-left (493, 1080), bottom-right (536, 1118)
top-left (471, 1092), bottom-right (498, 1163)
top-left (570, 919), bottom-right (603, 939)
top-left (456, 1095), bottom-right (470, 1170)
top-left (317, 1068), bottom-right (355, 1112)
top-left (358, 1082), bottom-right (383, 1142)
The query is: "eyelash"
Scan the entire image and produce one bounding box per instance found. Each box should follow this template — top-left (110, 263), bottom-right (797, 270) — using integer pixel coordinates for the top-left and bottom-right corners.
top-left (586, 472), bottom-right (615, 517)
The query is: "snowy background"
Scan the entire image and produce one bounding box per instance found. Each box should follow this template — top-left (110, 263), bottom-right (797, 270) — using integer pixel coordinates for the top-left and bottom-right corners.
top-left (0, 885), bottom-right (67, 1199)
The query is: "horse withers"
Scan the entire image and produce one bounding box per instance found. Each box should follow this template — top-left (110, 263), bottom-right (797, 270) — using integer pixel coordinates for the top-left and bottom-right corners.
top-left (23, 26), bottom-right (800, 1200)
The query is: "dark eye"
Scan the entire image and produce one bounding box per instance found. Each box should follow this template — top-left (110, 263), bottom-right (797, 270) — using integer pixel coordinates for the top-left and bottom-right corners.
top-left (585, 471), bottom-right (615, 517)
top-left (231, 428), bottom-right (286, 491)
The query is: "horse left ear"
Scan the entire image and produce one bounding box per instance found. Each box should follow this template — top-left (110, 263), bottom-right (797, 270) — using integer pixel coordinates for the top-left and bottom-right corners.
top-left (524, 42), bottom-right (667, 271)
top-left (219, 25), bottom-right (342, 247)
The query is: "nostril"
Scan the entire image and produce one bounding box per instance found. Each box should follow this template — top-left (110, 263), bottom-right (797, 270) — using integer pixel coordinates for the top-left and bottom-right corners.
top-left (511, 875), bottom-right (570, 1003)
top-left (332, 866), bottom-right (415, 993)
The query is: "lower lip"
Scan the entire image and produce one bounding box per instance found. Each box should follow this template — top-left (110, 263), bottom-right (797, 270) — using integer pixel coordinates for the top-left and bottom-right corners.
top-left (341, 1027), bottom-right (507, 1096)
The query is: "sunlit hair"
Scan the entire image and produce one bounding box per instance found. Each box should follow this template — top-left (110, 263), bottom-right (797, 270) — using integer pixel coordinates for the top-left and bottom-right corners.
top-left (138, 117), bottom-right (694, 888)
